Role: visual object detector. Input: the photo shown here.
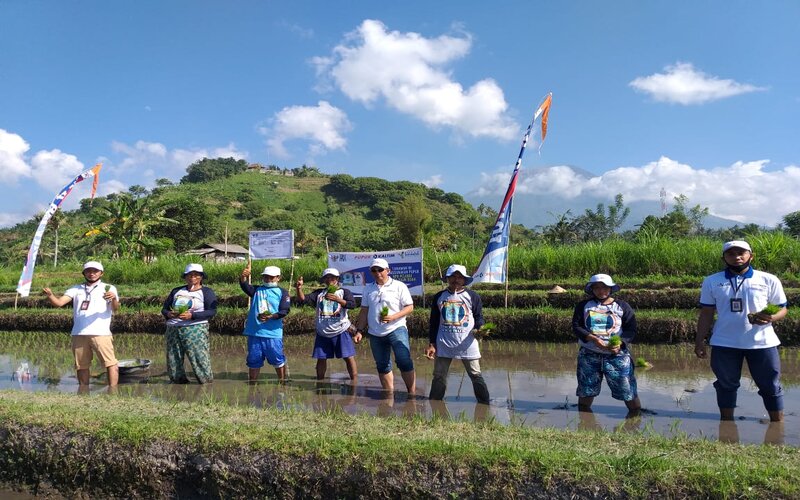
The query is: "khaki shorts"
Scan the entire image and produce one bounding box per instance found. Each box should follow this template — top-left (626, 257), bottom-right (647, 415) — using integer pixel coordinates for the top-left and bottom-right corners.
top-left (71, 335), bottom-right (118, 370)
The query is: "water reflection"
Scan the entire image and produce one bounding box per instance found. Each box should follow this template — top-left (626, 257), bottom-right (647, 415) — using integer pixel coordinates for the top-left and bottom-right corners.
top-left (718, 420), bottom-right (785, 446)
top-left (1, 333), bottom-right (798, 446)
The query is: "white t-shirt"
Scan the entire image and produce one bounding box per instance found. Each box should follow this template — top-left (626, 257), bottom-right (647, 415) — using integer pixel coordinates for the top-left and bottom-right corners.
top-left (64, 281), bottom-right (118, 336)
top-left (435, 289), bottom-right (480, 359)
top-left (699, 268), bottom-right (787, 349)
top-left (312, 289), bottom-right (353, 338)
top-left (363, 277), bottom-right (414, 337)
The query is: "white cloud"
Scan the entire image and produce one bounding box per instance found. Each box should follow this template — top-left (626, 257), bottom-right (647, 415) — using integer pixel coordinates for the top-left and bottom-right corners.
top-left (475, 157), bottom-right (800, 225)
top-left (278, 19), bottom-right (314, 39)
top-left (0, 129), bottom-right (32, 183)
top-left (171, 144), bottom-right (247, 171)
top-left (261, 101), bottom-right (352, 158)
top-left (111, 140), bottom-right (168, 171)
top-left (30, 149), bottom-right (85, 192)
top-left (420, 174), bottom-right (443, 188)
top-left (314, 19), bottom-right (517, 140)
top-left (96, 179), bottom-right (128, 198)
top-left (629, 62), bottom-right (765, 105)
top-left (0, 211), bottom-right (31, 227)
top-left (110, 140), bottom-right (247, 180)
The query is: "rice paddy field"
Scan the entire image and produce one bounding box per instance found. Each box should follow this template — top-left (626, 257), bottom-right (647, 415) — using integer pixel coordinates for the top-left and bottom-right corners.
top-left (2, 235), bottom-right (800, 498)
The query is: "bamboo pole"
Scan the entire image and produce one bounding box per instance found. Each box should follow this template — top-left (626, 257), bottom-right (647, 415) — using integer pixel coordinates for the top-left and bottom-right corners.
top-left (504, 209), bottom-right (513, 309)
top-left (420, 235), bottom-right (425, 308)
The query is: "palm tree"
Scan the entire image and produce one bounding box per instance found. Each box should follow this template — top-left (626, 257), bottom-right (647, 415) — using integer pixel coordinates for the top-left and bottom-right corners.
top-left (84, 194), bottom-right (176, 259)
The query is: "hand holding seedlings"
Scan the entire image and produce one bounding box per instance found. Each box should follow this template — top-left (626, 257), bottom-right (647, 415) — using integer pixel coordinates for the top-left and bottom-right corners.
top-left (324, 285), bottom-right (341, 303)
top-left (606, 335), bottom-right (622, 353)
top-left (475, 322), bottom-right (496, 339)
top-left (747, 303), bottom-right (782, 325)
top-left (379, 304), bottom-right (391, 322)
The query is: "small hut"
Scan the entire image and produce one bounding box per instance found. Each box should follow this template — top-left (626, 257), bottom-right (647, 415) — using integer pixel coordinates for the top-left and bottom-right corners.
top-left (185, 243), bottom-right (249, 262)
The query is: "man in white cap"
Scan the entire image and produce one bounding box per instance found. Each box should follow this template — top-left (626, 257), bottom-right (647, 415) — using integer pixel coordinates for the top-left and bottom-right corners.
top-left (43, 261), bottom-right (120, 386)
top-left (696, 240), bottom-right (788, 422)
top-left (426, 264), bottom-right (490, 404)
top-left (355, 258), bottom-right (416, 395)
top-left (295, 267), bottom-right (362, 380)
top-left (240, 262), bottom-right (291, 383)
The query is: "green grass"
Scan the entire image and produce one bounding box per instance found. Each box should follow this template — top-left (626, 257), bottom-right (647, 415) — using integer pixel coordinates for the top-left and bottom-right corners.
top-left (0, 390), bottom-right (798, 498)
top-left (4, 233), bottom-right (800, 293)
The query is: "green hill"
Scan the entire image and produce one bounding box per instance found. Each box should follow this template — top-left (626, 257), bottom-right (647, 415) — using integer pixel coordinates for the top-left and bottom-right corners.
top-left (0, 158), bottom-right (532, 265)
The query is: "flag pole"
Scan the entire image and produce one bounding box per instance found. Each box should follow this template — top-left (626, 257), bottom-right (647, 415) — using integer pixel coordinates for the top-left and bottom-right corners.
top-left (505, 208), bottom-right (512, 308)
top-left (420, 235), bottom-right (425, 309)
top-left (472, 93), bottom-right (551, 288)
top-left (501, 92), bottom-right (550, 305)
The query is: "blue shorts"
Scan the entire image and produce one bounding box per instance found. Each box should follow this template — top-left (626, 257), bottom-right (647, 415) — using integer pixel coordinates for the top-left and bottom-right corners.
top-left (368, 326), bottom-right (414, 374)
top-left (576, 347), bottom-right (638, 401)
top-left (246, 336), bottom-right (286, 368)
top-left (313, 332), bottom-right (356, 360)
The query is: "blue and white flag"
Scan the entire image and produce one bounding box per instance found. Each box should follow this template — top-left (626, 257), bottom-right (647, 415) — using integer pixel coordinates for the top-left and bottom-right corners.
top-left (17, 164), bottom-right (102, 297)
top-left (472, 172), bottom-right (518, 283)
top-left (472, 94), bottom-right (552, 284)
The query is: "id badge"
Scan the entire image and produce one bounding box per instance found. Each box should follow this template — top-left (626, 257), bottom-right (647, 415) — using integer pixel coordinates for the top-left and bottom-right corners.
top-left (80, 300), bottom-right (91, 311)
top-left (730, 298), bottom-right (743, 313)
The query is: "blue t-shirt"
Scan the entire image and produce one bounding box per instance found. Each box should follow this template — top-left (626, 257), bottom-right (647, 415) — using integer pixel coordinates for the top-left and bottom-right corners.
top-left (241, 282), bottom-right (290, 338)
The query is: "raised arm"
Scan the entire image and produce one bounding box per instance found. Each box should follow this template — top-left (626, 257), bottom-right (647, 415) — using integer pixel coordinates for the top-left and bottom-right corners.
top-left (42, 288), bottom-right (72, 308)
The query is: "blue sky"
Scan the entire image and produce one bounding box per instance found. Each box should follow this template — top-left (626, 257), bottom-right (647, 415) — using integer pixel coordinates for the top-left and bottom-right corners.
top-left (1, 1), bottom-right (798, 228)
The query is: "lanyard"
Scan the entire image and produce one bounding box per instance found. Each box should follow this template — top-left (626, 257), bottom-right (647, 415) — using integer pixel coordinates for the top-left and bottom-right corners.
top-left (728, 275), bottom-right (745, 297)
top-left (84, 283), bottom-right (99, 301)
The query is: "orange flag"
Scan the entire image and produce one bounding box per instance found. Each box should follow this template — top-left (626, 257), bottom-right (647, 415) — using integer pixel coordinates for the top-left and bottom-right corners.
top-left (534, 93), bottom-right (552, 151)
top-left (90, 163), bottom-right (102, 200)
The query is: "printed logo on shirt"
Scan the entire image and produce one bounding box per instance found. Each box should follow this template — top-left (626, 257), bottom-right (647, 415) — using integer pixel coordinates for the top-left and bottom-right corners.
top-left (587, 310), bottom-right (617, 338)
top-left (173, 296), bottom-right (194, 311)
top-left (441, 300), bottom-right (468, 327)
top-left (319, 298), bottom-right (341, 318)
top-left (257, 295), bottom-right (271, 315)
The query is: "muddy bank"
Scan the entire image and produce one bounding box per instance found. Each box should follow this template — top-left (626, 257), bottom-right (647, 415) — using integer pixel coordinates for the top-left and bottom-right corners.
top-left (1, 309), bottom-right (799, 345)
top-left (4, 288), bottom-right (800, 310)
top-left (0, 422), bottom-right (609, 500)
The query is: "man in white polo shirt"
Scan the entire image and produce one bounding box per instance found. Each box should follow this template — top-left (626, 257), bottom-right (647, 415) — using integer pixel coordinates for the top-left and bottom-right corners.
top-left (695, 240), bottom-right (788, 422)
top-left (355, 258), bottom-right (416, 395)
top-left (43, 261), bottom-right (120, 386)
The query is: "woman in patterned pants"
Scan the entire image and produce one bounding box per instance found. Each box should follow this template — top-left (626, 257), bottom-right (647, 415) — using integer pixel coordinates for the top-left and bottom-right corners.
top-left (161, 263), bottom-right (219, 383)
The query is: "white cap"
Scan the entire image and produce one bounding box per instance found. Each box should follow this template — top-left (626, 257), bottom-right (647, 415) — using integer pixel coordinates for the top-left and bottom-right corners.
top-left (444, 264), bottom-right (473, 285)
top-left (83, 261), bottom-right (104, 272)
top-left (183, 263), bottom-right (205, 277)
top-left (585, 273), bottom-right (620, 294)
top-left (370, 258), bottom-right (389, 269)
top-left (321, 267), bottom-right (340, 278)
top-left (262, 265), bottom-right (281, 276)
top-left (722, 240), bottom-right (752, 253)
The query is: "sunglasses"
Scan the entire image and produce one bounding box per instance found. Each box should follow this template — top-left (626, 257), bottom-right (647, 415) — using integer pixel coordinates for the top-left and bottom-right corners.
top-left (369, 267), bottom-right (385, 273)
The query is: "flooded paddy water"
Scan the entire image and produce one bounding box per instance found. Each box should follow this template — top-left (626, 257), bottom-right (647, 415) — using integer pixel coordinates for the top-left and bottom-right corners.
top-left (1, 331), bottom-right (798, 446)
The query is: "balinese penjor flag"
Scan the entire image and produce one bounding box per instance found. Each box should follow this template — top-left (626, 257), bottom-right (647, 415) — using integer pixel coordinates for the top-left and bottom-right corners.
top-left (16, 164), bottom-right (102, 297)
top-left (472, 94), bottom-right (551, 284)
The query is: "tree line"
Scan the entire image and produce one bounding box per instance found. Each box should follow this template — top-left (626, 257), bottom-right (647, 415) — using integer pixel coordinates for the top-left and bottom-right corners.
top-left (1, 156), bottom-right (798, 267)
